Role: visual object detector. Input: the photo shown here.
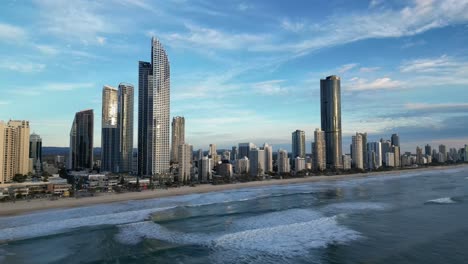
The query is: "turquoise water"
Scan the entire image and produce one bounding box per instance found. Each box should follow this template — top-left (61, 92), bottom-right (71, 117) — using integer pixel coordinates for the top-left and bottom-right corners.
top-left (1, 166), bottom-right (468, 263)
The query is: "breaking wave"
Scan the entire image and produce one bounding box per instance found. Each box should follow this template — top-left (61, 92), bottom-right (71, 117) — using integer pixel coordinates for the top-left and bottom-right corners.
top-left (115, 208), bottom-right (361, 259)
top-left (425, 197), bottom-right (457, 204)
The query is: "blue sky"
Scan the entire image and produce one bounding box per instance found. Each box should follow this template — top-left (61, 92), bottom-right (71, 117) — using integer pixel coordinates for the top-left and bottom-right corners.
top-left (1, 0), bottom-right (468, 153)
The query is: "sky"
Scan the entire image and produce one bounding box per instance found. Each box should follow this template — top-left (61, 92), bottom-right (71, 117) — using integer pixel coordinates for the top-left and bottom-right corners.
top-left (1, 0), bottom-right (468, 153)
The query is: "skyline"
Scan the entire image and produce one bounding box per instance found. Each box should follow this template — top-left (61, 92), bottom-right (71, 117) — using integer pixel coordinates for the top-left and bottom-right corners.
top-left (1, 0), bottom-right (468, 152)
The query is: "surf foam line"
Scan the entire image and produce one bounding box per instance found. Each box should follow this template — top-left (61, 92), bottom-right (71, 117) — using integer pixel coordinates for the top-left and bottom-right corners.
top-left (115, 208), bottom-right (361, 258)
top-left (426, 197), bottom-right (457, 204)
top-left (0, 206), bottom-right (175, 242)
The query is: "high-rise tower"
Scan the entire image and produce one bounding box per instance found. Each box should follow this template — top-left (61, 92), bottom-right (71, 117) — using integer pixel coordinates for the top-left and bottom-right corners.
top-left (320, 75), bottom-right (343, 169)
top-left (69, 110), bottom-right (94, 170)
top-left (0, 120), bottom-right (30, 183)
top-left (138, 37), bottom-right (171, 176)
top-left (351, 133), bottom-right (363, 169)
top-left (171, 116), bottom-right (185, 163)
top-left (291, 130), bottom-right (306, 159)
top-left (118, 83), bottom-right (134, 173)
top-left (314, 128), bottom-right (326, 171)
top-left (29, 133), bottom-right (42, 173)
top-left (101, 85), bottom-right (119, 172)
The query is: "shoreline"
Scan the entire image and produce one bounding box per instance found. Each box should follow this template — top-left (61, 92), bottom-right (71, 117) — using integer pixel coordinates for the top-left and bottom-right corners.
top-left (1, 164), bottom-right (466, 217)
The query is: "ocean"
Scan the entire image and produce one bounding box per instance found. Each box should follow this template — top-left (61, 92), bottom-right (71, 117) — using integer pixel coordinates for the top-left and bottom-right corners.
top-left (1, 166), bottom-right (468, 264)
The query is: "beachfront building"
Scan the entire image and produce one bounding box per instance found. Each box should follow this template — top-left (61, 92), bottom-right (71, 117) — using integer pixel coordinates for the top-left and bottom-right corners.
top-left (294, 157), bottom-right (306, 172)
top-left (69, 110), bottom-right (94, 171)
top-left (0, 120), bottom-right (30, 184)
top-left (138, 37), bottom-right (171, 176)
top-left (351, 133), bottom-right (364, 170)
top-left (178, 143), bottom-right (192, 183)
top-left (385, 152), bottom-right (395, 167)
top-left (29, 133), bottom-right (42, 174)
top-left (277, 149), bottom-right (290, 174)
top-left (171, 116), bottom-right (185, 164)
top-left (321, 75), bottom-right (343, 169)
top-left (236, 156), bottom-right (250, 174)
top-left (238, 143), bottom-right (256, 161)
top-left (199, 156), bottom-right (212, 183)
top-left (249, 148), bottom-right (265, 177)
top-left (263, 143), bottom-right (273, 173)
top-left (292, 130), bottom-right (306, 160)
top-left (367, 142), bottom-right (382, 169)
top-left (101, 85), bottom-right (119, 172)
top-left (314, 128), bottom-right (326, 171)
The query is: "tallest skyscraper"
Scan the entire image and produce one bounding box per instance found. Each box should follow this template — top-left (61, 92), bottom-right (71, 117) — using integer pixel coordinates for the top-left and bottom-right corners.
top-left (320, 75), bottom-right (343, 169)
top-left (138, 37), bottom-right (171, 176)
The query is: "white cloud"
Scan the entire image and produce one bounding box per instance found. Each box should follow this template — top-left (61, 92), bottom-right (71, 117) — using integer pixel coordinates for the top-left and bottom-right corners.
top-left (347, 77), bottom-right (403, 91)
top-left (8, 89), bottom-right (42, 96)
top-left (34, 0), bottom-right (118, 45)
top-left (117, 0), bottom-right (156, 12)
top-left (257, 0), bottom-right (468, 56)
top-left (0, 61), bottom-right (46, 73)
top-left (252, 80), bottom-right (289, 95)
top-left (398, 55), bottom-right (468, 87)
top-left (401, 39), bottom-right (426, 49)
top-left (34, 44), bottom-right (60, 55)
top-left (238, 3), bottom-right (249, 11)
top-left (400, 55), bottom-right (458, 73)
top-left (405, 103), bottom-right (468, 111)
top-left (96, 36), bottom-right (106, 45)
top-left (359, 67), bottom-right (380, 73)
top-left (163, 23), bottom-right (269, 50)
top-left (337, 63), bottom-right (359, 74)
top-left (0, 23), bottom-right (27, 43)
top-left (281, 19), bottom-right (305, 33)
top-left (43, 82), bottom-right (95, 91)
top-left (369, 0), bottom-right (383, 8)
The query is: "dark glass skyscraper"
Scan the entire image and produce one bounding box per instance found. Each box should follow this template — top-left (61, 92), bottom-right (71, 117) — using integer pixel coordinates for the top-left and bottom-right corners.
top-left (29, 133), bottom-right (42, 173)
top-left (138, 61), bottom-right (152, 176)
top-left (69, 109), bottom-right (94, 170)
top-left (291, 129), bottom-right (306, 159)
top-left (320, 75), bottom-right (343, 169)
top-left (101, 85), bottom-right (119, 172)
top-left (391, 133), bottom-right (400, 147)
top-left (118, 83), bottom-right (134, 173)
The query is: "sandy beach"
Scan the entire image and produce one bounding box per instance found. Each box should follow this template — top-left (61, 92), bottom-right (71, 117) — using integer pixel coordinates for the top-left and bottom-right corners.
top-left (1, 165), bottom-right (466, 217)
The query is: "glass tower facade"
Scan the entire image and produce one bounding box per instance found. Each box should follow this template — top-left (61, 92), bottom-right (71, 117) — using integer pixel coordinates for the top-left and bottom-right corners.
top-left (320, 75), bottom-right (343, 169)
top-left (138, 37), bottom-right (170, 176)
top-left (69, 109), bottom-right (94, 170)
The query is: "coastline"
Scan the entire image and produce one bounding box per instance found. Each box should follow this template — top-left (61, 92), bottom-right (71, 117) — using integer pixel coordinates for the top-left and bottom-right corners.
top-left (1, 164), bottom-right (466, 217)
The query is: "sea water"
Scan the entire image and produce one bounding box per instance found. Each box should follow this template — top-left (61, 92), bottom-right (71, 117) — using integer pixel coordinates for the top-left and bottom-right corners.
top-left (1, 166), bottom-right (468, 263)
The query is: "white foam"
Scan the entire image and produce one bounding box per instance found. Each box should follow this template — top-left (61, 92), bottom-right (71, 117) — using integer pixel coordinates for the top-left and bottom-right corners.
top-left (0, 206), bottom-right (174, 242)
top-left (115, 209), bottom-right (361, 258)
top-left (324, 202), bottom-right (389, 212)
top-left (214, 216), bottom-right (360, 256)
top-left (426, 197), bottom-right (456, 204)
top-left (230, 209), bottom-right (322, 232)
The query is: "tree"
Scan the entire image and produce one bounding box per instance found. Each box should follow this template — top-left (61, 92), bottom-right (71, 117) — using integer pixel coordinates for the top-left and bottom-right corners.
top-left (59, 168), bottom-right (68, 179)
top-left (13, 174), bottom-right (26, 183)
top-left (257, 163), bottom-right (263, 177)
